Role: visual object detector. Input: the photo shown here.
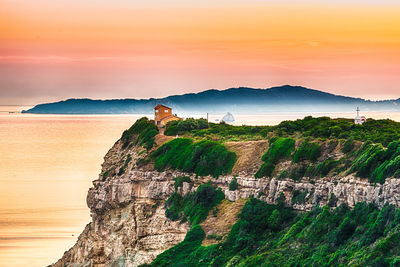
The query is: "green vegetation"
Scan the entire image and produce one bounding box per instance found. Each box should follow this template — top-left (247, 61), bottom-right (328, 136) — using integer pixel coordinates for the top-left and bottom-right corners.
top-left (350, 141), bottom-right (400, 184)
top-left (289, 164), bottom-right (308, 181)
top-left (163, 116), bottom-right (400, 145)
top-left (165, 118), bottom-right (209, 136)
top-left (165, 118), bottom-right (271, 141)
top-left (121, 117), bottom-right (158, 149)
top-left (147, 199), bottom-right (400, 266)
top-left (306, 157), bottom-right (342, 179)
top-left (255, 137), bottom-right (295, 178)
top-left (118, 154), bottom-right (132, 175)
top-left (342, 138), bottom-right (355, 153)
top-left (121, 116), bottom-right (400, 183)
top-left (144, 225), bottom-right (206, 267)
top-left (165, 182), bottom-right (224, 225)
top-left (276, 116), bottom-right (400, 146)
top-left (293, 140), bottom-right (321, 163)
top-left (278, 170), bottom-right (289, 179)
top-left (151, 138), bottom-right (236, 177)
top-left (119, 116), bottom-right (400, 183)
top-left (291, 189), bottom-right (308, 204)
top-left (137, 116), bottom-right (400, 266)
top-left (173, 176), bottom-right (191, 190)
top-left (102, 170), bottom-right (109, 180)
top-left (229, 177), bottom-right (238, 191)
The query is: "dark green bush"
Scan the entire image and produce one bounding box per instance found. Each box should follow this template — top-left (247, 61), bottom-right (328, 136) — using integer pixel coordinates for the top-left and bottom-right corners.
top-left (229, 177), bottom-right (238, 191)
top-left (151, 138), bottom-right (236, 177)
top-left (342, 138), bottom-right (355, 153)
top-left (292, 189), bottom-right (308, 204)
top-left (121, 117), bottom-right (158, 149)
top-left (102, 170), bottom-right (109, 180)
top-left (290, 164), bottom-right (308, 181)
top-left (150, 197), bottom-right (400, 267)
top-left (166, 119), bottom-right (271, 141)
top-left (165, 182), bottom-right (224, 225)
top-left (255, 137), bottom-right (295, 178)
top-left (159, 116), bottom-right (400, 145)
top-left (350, 141), bottom-right (400, 183)
top-left (306, 157), bottom-right (341, 178)
top-left (173, 176), bottom-right (191, 191)
top-left (262, 137), bottom-right (295, 163)
top-left (165, 192), bottom-right (186, 221)
top-left (293, 140), bottom-right (321, 163)
top-left (276, 117), bottom-right (400, 146)
top-left (278, 170), bottom-right (289, 179)
top-left (149, 225), bottom-right (206, 267)
top-left (165, 118), bottom-right (209, 136)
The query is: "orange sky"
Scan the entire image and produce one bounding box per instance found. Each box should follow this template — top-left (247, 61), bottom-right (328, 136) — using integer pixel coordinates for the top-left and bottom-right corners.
top-left (1, 0), bottom-right (400, 104)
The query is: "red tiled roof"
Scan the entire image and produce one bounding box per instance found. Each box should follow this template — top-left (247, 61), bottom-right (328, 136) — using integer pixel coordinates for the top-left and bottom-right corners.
top-left (159, 115), bottom-right (180, 121)
top-left (154, 104), bottom-right (171, 110)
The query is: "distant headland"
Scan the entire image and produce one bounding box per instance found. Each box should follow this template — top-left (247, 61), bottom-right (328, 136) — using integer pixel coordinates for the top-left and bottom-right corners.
top-left (22, 85), bottom-right (400, 114)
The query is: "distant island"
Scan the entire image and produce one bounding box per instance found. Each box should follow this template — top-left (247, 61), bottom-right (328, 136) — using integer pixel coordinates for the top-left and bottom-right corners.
top-left (22, 85), bottom-right (400, 114)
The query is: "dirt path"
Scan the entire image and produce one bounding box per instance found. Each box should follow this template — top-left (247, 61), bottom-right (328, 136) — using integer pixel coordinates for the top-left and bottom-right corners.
top-left (225, 140), bottom-right (268, 175)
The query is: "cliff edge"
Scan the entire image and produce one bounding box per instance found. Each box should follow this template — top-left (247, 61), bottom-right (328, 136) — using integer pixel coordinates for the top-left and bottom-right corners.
top-left (53, 117), bottom-right (400, 266)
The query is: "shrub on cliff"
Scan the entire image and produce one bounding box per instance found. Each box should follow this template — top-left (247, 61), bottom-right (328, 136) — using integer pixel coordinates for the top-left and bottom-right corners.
top-left (173, 176), bottom-right (191, 191)
top-left (151, 138), bottom-right (236, 177)
top-left (229, 177), bottom-right (238, 191)
top-left (148, 225), bottom-right (205, 267)
top-left (255, 137), bottom-right (295, 178)
top-left (165, 118), bottom-right (209, 136)
top-left (276, 117), bottom-right (400, 146)
top-left (165, 116), bottom-right (400, 145)
top-left (293, 140), bottom-right (321, 163)
top-left (165, 182), bottom-right (224, 225)
top-left (150, 199), bottom-right (400, 266)
top-left (165, 119), bottom-right (271, 141)
top-left (121, 117), bottom-right (158, 149)
top-left (349, 141), bottom-right (400, 183)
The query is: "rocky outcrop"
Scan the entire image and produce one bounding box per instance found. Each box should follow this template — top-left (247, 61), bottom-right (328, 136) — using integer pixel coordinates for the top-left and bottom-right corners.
top-left (53, 138), bottom-right (400, 267)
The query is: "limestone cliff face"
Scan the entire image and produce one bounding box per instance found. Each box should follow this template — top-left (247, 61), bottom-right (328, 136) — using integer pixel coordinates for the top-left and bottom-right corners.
top-left (53, 140), bottom-right (190, 267)
top-left (53, 138), bottom-right (400, 267)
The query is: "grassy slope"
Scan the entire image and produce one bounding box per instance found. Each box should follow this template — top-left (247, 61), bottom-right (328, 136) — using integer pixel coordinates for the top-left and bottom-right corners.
top-left (122, 117), bottom-right (400, 266)
top-left (163, 117), bottom-right (400, 184)
top-left (144, 198), bottom-right (400, 267)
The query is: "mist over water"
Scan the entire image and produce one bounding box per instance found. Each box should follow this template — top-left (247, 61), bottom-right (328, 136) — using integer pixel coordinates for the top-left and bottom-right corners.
top-left (0, 106), bottom-right (399, 266)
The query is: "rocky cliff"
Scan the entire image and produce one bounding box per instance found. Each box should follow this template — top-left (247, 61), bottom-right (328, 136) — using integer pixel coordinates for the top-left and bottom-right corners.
top-left (53, 135), bottom-right (400, 267)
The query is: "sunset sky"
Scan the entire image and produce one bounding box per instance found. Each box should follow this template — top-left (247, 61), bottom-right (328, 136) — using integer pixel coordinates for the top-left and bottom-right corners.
top-left (1, 0), bottom-right (400, 105)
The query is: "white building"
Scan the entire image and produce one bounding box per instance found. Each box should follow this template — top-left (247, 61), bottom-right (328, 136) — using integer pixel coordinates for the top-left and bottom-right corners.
top-left (221, 112), bottom-right (235, 123)
top-left (354, 107), bottom-right (366, 125)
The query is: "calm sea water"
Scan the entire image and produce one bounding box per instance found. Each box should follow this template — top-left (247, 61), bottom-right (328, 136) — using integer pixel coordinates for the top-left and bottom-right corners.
top-left (1, 106), bottom-right (399, 266)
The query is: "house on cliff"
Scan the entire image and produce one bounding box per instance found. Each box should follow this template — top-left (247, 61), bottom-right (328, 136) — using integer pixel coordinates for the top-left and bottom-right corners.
top-left (154, 104), bottom-right (181, 127)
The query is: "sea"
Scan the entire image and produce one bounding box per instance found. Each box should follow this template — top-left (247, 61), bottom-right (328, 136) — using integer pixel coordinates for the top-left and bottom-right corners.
top-left (1, 105), bottom-right (400, 266)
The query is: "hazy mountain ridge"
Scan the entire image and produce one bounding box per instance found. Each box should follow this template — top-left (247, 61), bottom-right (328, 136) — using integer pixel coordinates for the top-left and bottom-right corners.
top-left (23, 85), bottom-right (400, 114)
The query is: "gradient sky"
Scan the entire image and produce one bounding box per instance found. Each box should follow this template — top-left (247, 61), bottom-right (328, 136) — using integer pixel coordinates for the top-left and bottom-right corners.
top-left (1, 0), bottom-right (400, 105)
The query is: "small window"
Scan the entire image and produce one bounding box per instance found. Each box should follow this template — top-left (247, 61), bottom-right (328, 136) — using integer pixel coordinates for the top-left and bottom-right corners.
top-left (165, 110), bottom-right (168, 113)
top-left (155, 110), bottom-right (159, 113)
